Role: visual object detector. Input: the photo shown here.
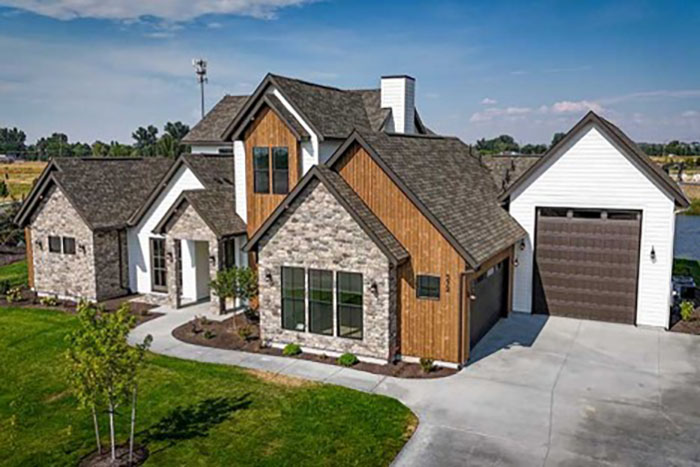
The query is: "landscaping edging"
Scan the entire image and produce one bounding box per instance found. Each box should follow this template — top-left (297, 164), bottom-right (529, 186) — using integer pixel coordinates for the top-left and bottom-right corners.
top-left (172, 315), bottom-right (457, 379)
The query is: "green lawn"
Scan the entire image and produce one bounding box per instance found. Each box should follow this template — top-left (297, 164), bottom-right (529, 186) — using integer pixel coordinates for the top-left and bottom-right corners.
top-left (0, 308), bottom-right (416, 466)
top-left (674, 258), bottom-right (700, 284)
top-left (0, 260), bottom-right (27, 287)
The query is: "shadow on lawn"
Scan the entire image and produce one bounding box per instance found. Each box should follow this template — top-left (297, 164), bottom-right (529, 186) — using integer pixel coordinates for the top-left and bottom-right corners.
top-left (142, 394), bottom-right (251, 455)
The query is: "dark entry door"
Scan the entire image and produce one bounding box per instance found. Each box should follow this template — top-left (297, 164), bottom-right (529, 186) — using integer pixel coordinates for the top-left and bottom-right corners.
top-left (470, 259), bottom-right (508, 348)
top-left (533, 208), bottom-right (641, 324)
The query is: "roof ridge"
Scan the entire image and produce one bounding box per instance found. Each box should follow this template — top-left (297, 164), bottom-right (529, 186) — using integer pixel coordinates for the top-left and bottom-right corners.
top-left (270, 73), bottom-right (375, 94)
top-left (382, 132), bottom-right (459, 140)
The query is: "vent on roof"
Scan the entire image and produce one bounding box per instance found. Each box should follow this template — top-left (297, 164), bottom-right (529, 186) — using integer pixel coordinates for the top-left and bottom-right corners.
top-left (380, 75), bottom-right (416, 134)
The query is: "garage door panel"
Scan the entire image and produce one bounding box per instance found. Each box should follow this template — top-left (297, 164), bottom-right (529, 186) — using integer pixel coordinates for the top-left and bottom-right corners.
top-left (470, 259), bottom-right (508, 349)
top-left (534, 208), bottom-right (641, 324)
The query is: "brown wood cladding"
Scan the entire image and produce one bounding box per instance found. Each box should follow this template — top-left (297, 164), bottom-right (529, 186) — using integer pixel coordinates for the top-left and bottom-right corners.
top-left (533, 210), bottom-right (641, 324)
top-left (244, 105), bottom-right (301, 236)
top-left (336, 143), bottom-right (466, 363)
top-left (25, 227), bottom-right (34, 288)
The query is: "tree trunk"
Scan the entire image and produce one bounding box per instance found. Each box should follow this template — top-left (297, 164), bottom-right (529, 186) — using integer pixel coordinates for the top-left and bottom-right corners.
top-left (108, 400), bottom-right (116, 461)
top-left (91, 406), bottom-right (102, 454)
top-left (129, 385), bottom-right (137, 465)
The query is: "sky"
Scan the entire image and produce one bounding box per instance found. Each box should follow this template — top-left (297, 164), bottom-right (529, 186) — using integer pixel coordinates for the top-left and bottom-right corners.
top-left (0, 0), bottom-right (699, 146)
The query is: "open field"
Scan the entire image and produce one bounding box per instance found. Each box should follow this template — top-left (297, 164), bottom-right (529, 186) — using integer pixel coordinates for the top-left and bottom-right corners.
top-left (0, 161), bottom-right (46, 201)
top-left (0, 307), bottom-right (415, 466)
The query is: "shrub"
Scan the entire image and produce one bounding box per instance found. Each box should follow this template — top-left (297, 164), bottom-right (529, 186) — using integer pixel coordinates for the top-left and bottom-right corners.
top-left (238, 326), bottom-right (252, 341)
top-left (40, 295), bottom-right (59, 307)
top-left (419, 358), bottom-right (434, 373)
top-left (204, 330), bottom-right (215, 340)
top-left (0, 279), bottom-right (11, 295)
top-left (283, 343), bottom-right (301, 356)
top-left (337, 353), bottom-right (358, 367)
top-left (680, 300), bottom-right (695, 321)
top-left (6, 286), bottom-right (22, 303)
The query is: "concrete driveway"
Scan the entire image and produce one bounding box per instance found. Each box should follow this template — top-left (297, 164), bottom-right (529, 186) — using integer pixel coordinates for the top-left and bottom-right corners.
top-left (380, 313), bottom-right (700, 466)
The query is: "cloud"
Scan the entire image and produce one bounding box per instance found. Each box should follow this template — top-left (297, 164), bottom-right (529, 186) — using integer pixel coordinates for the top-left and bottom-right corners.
top-left (0, 0), bottom-right (316, 21)
top-left (470, 106), bottom-right (532, 122)
top-left (480, 97), bottom-right (497, 105)
top-left (681, 110), bottom-right (699, 118)
top-left (550, 100), bottom-right (604, 114)
top-left (602, 89), bottom-right (700, 105)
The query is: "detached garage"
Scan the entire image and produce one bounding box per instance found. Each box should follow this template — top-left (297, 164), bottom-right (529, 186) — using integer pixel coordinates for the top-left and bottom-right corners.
top-left (500, 112), bottom-right (689, 328)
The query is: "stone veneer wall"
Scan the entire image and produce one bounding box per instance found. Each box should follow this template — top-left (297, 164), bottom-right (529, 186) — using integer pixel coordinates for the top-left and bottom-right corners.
top-left (257, 180), bottom-right (396, 361)
top-left (164, 203), bottom-right (219, 312)
top-left (30, 185), bottom-right (97, 300)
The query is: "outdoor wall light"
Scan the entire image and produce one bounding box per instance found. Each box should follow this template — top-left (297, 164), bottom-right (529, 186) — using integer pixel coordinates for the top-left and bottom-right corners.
top-left (79, 244), bottom-right (86, 254)
top-left (370, 282), bottom-right (378, 296)
top-left (166, 252), bottom-right (173, 262)
top-left (209, 255), bottom-right (216, 266)
top-left (650, 246), bottom-right (656, 262)
top-left (519, 239), bottom-right (526, 251)
top-left (265, 270), bottom-right (273, 284)
top-left (514, 257), bottom-right (520, 268)
top-left (35, 240), bottom-right (42, 251)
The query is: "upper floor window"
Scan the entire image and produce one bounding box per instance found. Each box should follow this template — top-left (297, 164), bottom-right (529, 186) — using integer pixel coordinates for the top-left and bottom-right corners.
top-left (48, 236), bottom-right (61, 253)
top-left (253, 146), bottom-right (289, 195)
top-left (62, 237), bottom-right (76, 255)
top-left (253, 147), bottom-right (270, 194)
top-left (416, 275), bottom-right (440, 300)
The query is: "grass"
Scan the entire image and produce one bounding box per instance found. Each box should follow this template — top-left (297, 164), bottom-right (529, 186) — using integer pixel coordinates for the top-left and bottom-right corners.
top-left (0, 161), bottom-right (46, 201)
top-left (0, 308), bottom-right (416, 466)
top-left (0, 260), bottom-right (28, 287)
top-left (674, 258), bottom-right (700, 284)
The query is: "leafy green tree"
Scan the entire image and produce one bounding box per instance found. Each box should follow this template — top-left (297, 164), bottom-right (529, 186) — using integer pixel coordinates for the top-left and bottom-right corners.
top-left (35, 133), bottom-right (73, 159)
top-left (91, 141), bottom-right (109, 157)
top-left (210, 266), bottom-right (258, 317)
top-left (550, 132), bottom-right (566, 148)
top-left (108, 141), bottom-right (134, 158)
top-left (132, 125), bottom-right (159, 157)
top-left (0, 181), bottom-right (9, 198)
top-left (520, 143), bottom-right (547, 155)
top-left (65, 302), bottom-right (152, 462)
top-left (475, 135), bottom-right (520, 155)
top-left (0, 128), bottom-right (26, 155)
top-left (164, 121), bottom-right (190, 141)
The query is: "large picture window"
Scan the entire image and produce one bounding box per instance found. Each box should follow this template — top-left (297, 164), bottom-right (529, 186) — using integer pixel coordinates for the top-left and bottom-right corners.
top-left (272, 147), bottom-right (289, 194)
top-left (416, 275), bottom-right (440, 299)
top-left (150, 238), bottom-right (167, 292)
top-left (337, 272), bottom-right (363, 339)
top-left (309, 269), bottom-right (333, 335)
top-left (253, 147), bottom-right (270, 194)
top-left (281, 267), bottom-right (305, 331)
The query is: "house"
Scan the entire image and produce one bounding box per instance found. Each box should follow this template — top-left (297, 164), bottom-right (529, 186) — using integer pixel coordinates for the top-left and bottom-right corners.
top-left (15, 72), bottom-right (689, 367)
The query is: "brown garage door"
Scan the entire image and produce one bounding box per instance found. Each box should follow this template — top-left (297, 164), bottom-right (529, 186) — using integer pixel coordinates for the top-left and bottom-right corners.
top-left (533, 207), bottom-right (641, 324)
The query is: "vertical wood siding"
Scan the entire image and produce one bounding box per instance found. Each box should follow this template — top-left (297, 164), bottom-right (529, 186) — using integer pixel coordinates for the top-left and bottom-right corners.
top-left (336, 143), bottom-right (466, 363)
top-left (244, 106), bottom-right (301, 236)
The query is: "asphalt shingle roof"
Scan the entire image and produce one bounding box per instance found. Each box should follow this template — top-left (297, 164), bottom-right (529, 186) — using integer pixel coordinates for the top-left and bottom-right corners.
top-left (181, 154), bottom-right (235, 190)
top-left (482, 154), bottom-right (541, 192)
top-left (183, 95), bottom-right (248, 143)
top-left (50, 157), bottom-right (174, 229)
top-left (180, 188), bottom-right (246, 237)
top-left (353, 131), bottom-right (526, 266)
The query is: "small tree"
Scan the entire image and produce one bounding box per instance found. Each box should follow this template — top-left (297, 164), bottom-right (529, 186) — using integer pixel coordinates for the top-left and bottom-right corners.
top-left (66, 302), bottom-right (152, 462)
top-left (210, 266), bottom-right (258, 318)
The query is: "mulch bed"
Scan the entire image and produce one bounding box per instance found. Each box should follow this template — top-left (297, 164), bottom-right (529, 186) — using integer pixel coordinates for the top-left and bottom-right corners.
top-left (173, 314), bottom-right (457, 379)
top-left (670, 301), bottom-right (700, 335)
top-left (0, 289), bottom-right (162, 325)
top-left (79, 444), bottom-right (148, 467)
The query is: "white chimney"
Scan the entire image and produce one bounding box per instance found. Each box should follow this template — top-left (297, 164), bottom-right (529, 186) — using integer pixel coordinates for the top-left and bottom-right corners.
top-left (380, 75), bottom-right (415, 134)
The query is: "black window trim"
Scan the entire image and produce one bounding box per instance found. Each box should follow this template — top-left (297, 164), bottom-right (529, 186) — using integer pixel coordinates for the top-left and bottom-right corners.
top-left (48, 235), bottom-right (61, 253)
top-left (416, 274), bottom-right (441, 300)
top-left (253, 145), bottom-right (290, 195)
top-left (253, 146), bottom-right (271, 194)
top-left (271, 146), bottom-right (289, 195)
top-left (62, 236), bottom-right (76, 255)
top-left (336, 271), bottom-right (363, 340)
top-left (308, 268), bottom-right (334, 336)
top-left (281, 266), bottom-right (306, 332)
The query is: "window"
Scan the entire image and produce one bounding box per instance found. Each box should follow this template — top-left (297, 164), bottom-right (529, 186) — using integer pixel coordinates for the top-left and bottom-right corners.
top-left (62, 237), bottom-right (76, 255)
top-left (309, 269), bottom-right (333, 335)
top-left (337, 272), bottom-right (363, 339)
top-left (272, 147), bottom-right (289, 194)
top-left (150, 238), bottom-right (167, 292)
top-left (417, 275), bottom-right (440, 299)
top-left (218, 147), bottom-right (234, 155)
top-left (48, 236), bottom-right (61, 253)
top-left (223, 238), bottom-right (236, 269)
top-left (253, 147), bottom-right (270, 193)
top-left (281, 267), bottom-right (305, 331)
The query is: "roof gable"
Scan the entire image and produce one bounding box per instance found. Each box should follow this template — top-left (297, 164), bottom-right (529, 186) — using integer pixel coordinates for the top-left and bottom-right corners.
top-left (326, 131), bottom-right (526, 268)
top-left (244, 165), bottom-right (409, 265)
top-left (500, 111), bottom-right (690, 208)
top-left (229, 94), bottom-right (310, 141)
top-left (183, 95), bottom-right (248, 144)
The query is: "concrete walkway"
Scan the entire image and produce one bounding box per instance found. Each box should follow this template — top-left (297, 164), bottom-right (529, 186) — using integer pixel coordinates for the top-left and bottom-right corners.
top-left (130, 304), bottom-right (700, 466)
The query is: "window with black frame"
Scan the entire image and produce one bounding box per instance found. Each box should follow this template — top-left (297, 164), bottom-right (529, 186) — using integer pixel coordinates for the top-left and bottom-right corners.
top-left (253, 147), bottom-right (270, 193)
top-left (416, 275), bottom-right (440, 299)
top-left (48, 236), bottom-right (61, 253)
top-left (150, 238), bottom-right (167, 292)
top-left (309, 269), bottom-right (333, 335)
top-left (337, 272), bottom-right (363, 339)
top-left (281, 267), bottom-right (305, 331)
top-left (223, 238), bottom-right (236, 269)
top-left (272, 147), bottom-right (289, 194)
top-left (62, 237), bottom-right (76, 255)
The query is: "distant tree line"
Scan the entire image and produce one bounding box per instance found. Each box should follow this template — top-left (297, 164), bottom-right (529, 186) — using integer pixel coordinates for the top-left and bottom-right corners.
top-left (0, 122), bottom-right (191, 160)
top-left (475, 132), bottom-right (700, 158)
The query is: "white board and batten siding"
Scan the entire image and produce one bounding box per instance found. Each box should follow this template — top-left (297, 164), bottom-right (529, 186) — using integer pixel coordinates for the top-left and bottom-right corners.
top-left (127, 165), bottom-right (205, 294)
top-left (509, 124), bottom-right (676, 328)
